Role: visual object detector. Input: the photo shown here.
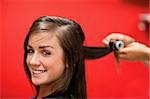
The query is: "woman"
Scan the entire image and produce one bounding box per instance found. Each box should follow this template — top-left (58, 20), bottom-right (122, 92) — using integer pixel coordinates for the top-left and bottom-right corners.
top-left (24, 16), bottom-right (112, 99)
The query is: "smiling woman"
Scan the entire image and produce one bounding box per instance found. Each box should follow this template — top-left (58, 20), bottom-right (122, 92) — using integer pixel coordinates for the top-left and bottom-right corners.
top-left (26, 32), bottom-right (65, 86)
top-left (24, 16), bottom-right (112, 99)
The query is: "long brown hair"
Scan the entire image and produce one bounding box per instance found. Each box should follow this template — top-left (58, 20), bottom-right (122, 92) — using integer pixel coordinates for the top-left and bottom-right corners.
top-left (24, 16), bottom-right (112, 99)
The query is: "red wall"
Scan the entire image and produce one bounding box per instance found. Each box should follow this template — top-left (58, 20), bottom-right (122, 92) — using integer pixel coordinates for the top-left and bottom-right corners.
top-left (1, 0), bottom-right (149, 98)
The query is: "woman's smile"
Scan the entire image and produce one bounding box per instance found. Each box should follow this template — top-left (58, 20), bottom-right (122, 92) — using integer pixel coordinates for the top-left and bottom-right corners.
top-left (30, 68), bottom-right (48, 77)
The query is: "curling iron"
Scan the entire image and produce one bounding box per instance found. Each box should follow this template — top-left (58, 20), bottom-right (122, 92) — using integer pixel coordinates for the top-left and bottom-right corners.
top-left (109, 40), bottom-right (125, 70)
top-left (109, 40), bottom-right (125, 51)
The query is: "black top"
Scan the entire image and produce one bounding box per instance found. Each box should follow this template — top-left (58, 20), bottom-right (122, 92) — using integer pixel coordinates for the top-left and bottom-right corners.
top-left (43, 93), bottom-right (74, 99)
top-left (34, 91), bottom-right (75, 99)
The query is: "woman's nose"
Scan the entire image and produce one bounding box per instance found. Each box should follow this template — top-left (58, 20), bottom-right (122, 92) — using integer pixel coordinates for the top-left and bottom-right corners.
top-left (29, 54), bottom-right (41, 66)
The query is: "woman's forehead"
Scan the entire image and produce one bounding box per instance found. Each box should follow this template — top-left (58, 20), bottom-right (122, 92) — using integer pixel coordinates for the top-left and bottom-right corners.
top-left (28, 32), bottom-right (57, 45)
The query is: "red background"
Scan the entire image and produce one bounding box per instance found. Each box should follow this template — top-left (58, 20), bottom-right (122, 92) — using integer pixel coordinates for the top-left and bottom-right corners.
top-left (1, 0), bottom-right (149, 98)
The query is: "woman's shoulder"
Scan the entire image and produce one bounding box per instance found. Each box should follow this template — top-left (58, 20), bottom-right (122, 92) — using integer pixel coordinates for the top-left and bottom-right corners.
top-left (42, 92), bottom-right (75, 99)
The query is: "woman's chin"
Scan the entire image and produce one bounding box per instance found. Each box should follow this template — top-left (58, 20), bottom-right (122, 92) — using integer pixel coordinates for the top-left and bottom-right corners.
top-left (32, 78), bottom-right (42, 86)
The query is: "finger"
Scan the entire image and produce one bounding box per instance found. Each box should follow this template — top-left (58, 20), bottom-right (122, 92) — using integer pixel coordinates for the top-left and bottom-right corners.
top-left (118, 54), bottom-right (136, 61)
top-left (125, 42), bottom-right (138, 48)
top-left (118, 53), bottom-right (129, 60)
top-left (118, 50), bottom-right (126, 54)
top-left (118, 54), bottom-right (125, 59)
top-left (105, 33), bottom-right (124, 41)
top-left (102, 39), bottom-right (109, 45)
top-left (118, 47), bottom-right (130, 54)
top-left (105, 33), bottom-right (135, 45)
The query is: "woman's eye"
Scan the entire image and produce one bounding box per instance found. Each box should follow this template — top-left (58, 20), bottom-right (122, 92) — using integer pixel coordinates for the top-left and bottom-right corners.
top-left (27, 49), bottom-right (34, 54)
top-left (42, 50), bottom-right (51, 56)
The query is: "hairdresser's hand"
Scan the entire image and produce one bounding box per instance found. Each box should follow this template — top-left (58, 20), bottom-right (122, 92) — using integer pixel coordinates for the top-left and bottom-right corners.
top-left (103, 33), bottom-right (135, 46)
top-left (103, 33), bottom-right (150, 66)
top-left (118, 42), bottom-right (150, 64)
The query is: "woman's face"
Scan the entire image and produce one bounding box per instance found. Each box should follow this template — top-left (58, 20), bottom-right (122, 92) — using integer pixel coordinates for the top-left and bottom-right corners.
top-left (26, 32), bottom-right (66, 86)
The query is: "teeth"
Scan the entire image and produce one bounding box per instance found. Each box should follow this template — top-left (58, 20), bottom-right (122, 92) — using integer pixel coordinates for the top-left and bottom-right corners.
top-left (31, 69), bottom-right (47, 74)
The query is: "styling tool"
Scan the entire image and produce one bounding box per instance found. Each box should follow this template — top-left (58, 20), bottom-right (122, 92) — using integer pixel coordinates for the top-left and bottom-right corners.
top-left (109, 40), bottom-right (125, 71)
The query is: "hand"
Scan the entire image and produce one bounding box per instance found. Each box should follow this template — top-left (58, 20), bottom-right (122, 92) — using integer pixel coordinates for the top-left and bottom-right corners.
top-left (118, 42), bottom-right (150, 62)
top-left (103, 33), bottom-right (150, 66)
top-left (103, 33), bottom-right (135, 46)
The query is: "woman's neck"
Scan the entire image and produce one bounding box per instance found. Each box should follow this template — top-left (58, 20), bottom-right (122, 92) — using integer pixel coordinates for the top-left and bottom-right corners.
top-left (36, 84), bottom-right (54, 98)
top-left (36, 77), bottom-right (63, 98)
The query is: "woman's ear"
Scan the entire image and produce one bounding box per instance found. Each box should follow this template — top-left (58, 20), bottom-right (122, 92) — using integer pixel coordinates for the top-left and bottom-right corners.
top-left (66, 64), bottom-right (69, 68)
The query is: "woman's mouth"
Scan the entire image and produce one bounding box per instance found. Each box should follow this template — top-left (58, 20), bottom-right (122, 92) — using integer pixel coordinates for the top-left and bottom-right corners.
top-left (31, 68), bottom-right (47, 75)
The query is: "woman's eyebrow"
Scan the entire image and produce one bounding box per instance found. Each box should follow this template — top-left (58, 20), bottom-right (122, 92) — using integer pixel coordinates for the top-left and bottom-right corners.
top-left (39, 45), bottom-right (54, 49)
top-left (27, 45), bottom-right (32, 48)
top-left (27, 45), bottom-right (54, 49)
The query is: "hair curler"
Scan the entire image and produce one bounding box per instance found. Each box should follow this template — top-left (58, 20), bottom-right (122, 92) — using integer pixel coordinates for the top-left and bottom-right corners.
top-left (109, 40), bottom-right (125, 51)
top-left (115, 40), bottom-right (125, 50)
top-left (109, 40), bottom-right (125, 72)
